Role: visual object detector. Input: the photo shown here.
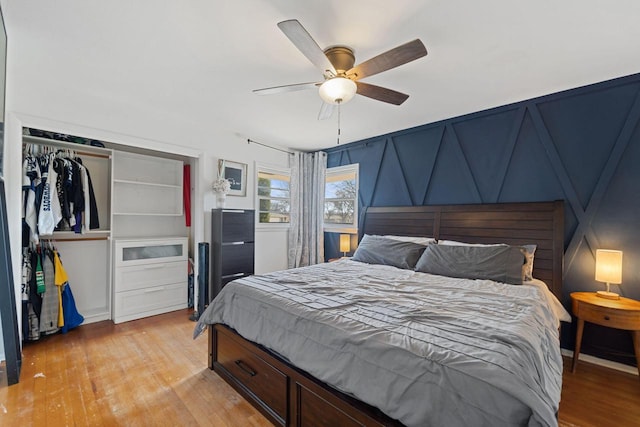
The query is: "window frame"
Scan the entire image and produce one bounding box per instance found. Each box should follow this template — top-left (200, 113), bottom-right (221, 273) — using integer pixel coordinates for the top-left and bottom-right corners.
top-left (255, 162), bottom-right (291, 230)
top-left (324, 163), bottom-right (359, 234)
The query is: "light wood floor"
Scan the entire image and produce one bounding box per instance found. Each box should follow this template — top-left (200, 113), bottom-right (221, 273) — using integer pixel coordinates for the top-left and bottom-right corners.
top-left (1, 309), bottom-right (638, 426)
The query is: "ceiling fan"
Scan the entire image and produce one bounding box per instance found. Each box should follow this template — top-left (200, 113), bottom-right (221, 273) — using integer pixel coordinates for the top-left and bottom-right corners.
top-left (253, 19), bottom-right (428, 120)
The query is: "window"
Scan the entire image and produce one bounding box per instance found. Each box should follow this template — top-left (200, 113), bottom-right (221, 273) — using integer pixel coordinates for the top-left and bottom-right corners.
top-left (256, 165), bottom-right (291, 226)
top-left (324, 164), bottom-right (358, 232)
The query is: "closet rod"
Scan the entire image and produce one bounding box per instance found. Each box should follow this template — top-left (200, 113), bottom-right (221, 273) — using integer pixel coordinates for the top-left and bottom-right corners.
top-left (40, 236), bottom-right (110, 242)
top-left (72, 151), bottom-right (111, 159)
top-left (38, 149), bottom-right (110, 160)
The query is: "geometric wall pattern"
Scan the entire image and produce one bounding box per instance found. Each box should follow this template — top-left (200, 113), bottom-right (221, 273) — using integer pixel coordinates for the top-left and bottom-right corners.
top-left (325, 72), bottom-right (640, 364)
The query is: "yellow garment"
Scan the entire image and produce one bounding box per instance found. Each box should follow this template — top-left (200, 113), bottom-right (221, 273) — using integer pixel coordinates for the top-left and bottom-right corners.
top-left (53, 250), bottom-right (69, 328)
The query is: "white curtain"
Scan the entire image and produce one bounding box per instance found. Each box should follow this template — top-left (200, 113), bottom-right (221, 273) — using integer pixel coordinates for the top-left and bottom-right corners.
top-left (288, 151), bottom-right (327, 268)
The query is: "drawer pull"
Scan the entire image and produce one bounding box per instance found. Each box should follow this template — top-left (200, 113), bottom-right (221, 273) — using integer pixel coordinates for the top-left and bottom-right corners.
top-left (604, 315), bottom-right (610, 321)
top-left (234, 359), bottom-right (257, 377)
top-left (143, 286), bottom-right (166, 293)
top-left (143, 263), bottom-right (166, 269)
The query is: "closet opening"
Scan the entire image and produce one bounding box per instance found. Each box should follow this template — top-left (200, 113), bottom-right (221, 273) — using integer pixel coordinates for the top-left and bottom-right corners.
top-left (18, 127), bottom-right (196, 347)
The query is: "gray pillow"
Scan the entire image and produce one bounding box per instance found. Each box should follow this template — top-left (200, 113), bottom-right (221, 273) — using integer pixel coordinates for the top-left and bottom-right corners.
top-left (414, 244), bottom-right (525, 285)
top-left (352, 235), bottom-right (427, 270)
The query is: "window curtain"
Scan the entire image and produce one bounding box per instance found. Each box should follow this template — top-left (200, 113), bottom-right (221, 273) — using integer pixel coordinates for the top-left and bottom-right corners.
top-left (288, 151), bottom-right (327, 268)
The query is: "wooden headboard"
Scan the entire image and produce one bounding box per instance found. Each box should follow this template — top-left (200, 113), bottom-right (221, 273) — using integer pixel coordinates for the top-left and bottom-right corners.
top-left (360, 201), bottom-right (564, 299)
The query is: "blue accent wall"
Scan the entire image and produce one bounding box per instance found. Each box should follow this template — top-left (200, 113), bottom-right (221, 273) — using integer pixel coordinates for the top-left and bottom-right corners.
top-left (325, 73), bottom-right (640, 365)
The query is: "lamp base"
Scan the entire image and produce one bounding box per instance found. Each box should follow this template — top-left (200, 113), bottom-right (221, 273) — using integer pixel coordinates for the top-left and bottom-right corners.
top-left (596, 290), bottom-right (620, 300)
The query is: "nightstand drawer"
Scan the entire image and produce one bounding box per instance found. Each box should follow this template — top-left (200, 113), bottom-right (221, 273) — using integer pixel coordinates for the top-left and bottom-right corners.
top-left (575, 302), bottom-right (640, 330)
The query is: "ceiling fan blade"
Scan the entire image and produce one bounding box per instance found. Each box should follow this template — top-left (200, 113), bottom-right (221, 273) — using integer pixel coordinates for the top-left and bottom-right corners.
top-left (253, 81), bottom-right (320, 95)
top-left (356, 81), bottom-right (409, 105)
top-left (347, 39), bottom-right (427, 80)
top-left (277, 19), bottom-right (337, 77)
top-left (318, 102), bottom-right (335, 120)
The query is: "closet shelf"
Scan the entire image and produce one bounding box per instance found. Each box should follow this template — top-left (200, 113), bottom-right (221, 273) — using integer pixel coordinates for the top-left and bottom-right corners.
top-left (113, 179), bottom-right (181, 189)
top-left (23, 135), bottom-right (113, 157)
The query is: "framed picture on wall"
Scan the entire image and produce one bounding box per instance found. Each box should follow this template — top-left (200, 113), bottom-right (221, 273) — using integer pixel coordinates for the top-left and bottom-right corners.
top-left (219, 159), bottom-right (247, 196)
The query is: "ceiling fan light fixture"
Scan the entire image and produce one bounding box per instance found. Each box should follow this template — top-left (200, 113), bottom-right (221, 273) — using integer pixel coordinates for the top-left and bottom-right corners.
top-left (319, 77), bottom-right (357, 105)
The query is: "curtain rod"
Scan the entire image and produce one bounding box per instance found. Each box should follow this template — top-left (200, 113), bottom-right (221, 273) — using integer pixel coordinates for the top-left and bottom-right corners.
top-left (247, 138), bottom-right (295, 155)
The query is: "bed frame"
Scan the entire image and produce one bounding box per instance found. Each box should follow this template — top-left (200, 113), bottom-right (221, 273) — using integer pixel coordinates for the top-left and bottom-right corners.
top-left (208, 200), bottom-right (564, 426)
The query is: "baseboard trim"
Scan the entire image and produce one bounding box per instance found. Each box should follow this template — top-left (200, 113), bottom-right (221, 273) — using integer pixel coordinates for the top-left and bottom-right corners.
top-left (561, 348), bottom-right (638, 376)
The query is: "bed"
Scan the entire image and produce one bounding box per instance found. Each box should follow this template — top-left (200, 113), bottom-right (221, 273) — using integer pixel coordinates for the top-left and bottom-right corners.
top-left (195, 201), bottom-right (567, 427)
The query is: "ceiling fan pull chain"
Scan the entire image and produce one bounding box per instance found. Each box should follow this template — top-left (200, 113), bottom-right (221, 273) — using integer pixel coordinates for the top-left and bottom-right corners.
top-left (337, 101), bottom-right (341, 145)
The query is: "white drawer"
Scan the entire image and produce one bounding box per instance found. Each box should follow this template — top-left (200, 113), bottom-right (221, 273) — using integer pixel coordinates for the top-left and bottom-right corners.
top-left (114, 260), bottom-right (186, 293)
top-left (114, 238), bottom-right (187, 267)
top-left (113, 282), bottom-right (187, 324)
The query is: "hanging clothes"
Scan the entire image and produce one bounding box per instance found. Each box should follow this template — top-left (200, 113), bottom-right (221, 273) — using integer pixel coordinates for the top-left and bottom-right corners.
top-left (20, 244), bottom-right (84, 341)
top-left (34, 250), bottom-right (45, 295)
top-left (22, 145), bottom-right (101, 240)
top-left (38, 153), bottom-right (63, 235)
top-left (53, 158), bottom-right (72, 227)
top-left (22, 155), bottom-right (41, 244)
top-left (26, 249), bottom-right (43, 341)
top-left (21, 248), bottom-right (39, 341)
top-left (39, 248), bottom-right (60, 335)
top-left (52, 247), bottom-right (84, 333)
top-left (21, 143), bottom-right (93, 343)
top-left (61, 284), bottom-right (84, 333)
top-left (53, 250), bottom-right (68, 328)
top-left (71, 160), bottom-right (85, 233)
top-left (85, 166), bottom-right (100, 230)
top-left (79, 162), bottom-right (90, 232)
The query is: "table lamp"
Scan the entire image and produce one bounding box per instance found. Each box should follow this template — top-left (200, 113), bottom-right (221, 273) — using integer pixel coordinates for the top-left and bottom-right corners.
top-left (595, 249), bottom-right (623, 300)
top-left (339, 234), bottom-right (351, 258)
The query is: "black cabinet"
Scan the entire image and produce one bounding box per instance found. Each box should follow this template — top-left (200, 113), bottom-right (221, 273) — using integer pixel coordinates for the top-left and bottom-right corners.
top-left (211, 209), bottom-right (255, 299)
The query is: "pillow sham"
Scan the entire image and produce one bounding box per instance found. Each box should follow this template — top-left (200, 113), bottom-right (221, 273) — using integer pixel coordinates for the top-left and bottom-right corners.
top-left (438, 239), bottom-right (537, 281)
top-left (414, 243), bottom-right (525, 285)
top-left (352, 235), bottom-right (427, 270)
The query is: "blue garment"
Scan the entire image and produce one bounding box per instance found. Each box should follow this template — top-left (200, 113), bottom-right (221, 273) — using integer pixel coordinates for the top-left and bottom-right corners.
top-left (61, 284), bottom-right (84, 333)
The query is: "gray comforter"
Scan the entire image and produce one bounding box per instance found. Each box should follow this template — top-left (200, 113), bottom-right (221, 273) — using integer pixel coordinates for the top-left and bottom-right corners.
top-left (194, 259), bottom-right (565, 427)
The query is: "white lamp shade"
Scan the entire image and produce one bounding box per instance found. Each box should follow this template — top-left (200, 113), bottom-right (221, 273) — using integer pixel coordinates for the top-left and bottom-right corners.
top-left (319, 77), bottom-right (357, 105)
top-left (595, 249), bottom-right (623, 284)
top-left (339, 234), bottom-right (351, 253)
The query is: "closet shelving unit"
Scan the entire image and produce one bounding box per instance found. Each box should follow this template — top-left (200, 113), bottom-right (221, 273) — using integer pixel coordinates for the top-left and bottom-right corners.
top-left (111, 151), bottom-right (187, 323)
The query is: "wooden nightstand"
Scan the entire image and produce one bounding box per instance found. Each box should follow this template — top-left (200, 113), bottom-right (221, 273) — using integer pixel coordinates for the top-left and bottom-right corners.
top-left (570, 292), bottom-right (640, 376)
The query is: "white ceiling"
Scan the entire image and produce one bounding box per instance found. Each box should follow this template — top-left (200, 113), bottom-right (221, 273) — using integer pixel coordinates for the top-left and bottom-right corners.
top-left (4, 0), bottom-right (640, 151)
